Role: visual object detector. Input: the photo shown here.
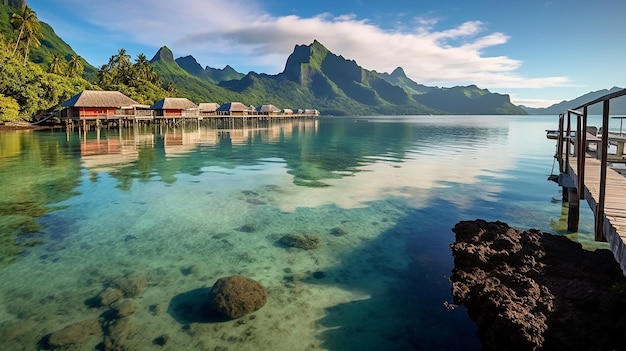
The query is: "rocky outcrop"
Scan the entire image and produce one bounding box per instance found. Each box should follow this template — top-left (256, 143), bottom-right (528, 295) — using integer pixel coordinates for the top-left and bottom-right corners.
top-left (450, 219), bottom-right (626, 351)
top-left (208, 275), bottom-right (267, 319)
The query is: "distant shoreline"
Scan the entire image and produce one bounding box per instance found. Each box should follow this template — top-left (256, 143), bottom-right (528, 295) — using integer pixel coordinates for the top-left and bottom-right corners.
top-left (0, 123), bottom-right (58, 131)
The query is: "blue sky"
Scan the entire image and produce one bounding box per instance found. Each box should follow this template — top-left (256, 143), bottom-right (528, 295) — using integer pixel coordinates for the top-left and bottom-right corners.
top-left (28, 0), bottom-right (626, 108)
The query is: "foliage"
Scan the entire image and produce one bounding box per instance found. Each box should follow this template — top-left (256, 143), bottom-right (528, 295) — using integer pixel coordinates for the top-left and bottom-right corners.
top-left (96, 49), bottom-right (169, 104)
top-left (9, 5), bottom-right (41, 62)
top-left (0, 93), bottom-right (19, 121)
top-left (0, 33), bottom-right (94, 121)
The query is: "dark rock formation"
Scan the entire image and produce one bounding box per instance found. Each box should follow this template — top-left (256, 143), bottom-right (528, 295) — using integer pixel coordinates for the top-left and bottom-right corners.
top-left (208, 275), bottom-right (267, 319)
top-left (279, 233), bottom-right (321, 250)
top-left (450, 219), bottom-right (626, 351)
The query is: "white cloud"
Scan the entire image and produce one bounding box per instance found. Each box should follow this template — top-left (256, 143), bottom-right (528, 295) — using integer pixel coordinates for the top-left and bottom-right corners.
top-left (58, 0), bottom-right (571, 90)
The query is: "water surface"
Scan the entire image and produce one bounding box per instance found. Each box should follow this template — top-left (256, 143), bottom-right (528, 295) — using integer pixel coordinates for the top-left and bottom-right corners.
top-left (0, 116), bottom-right (603, 350)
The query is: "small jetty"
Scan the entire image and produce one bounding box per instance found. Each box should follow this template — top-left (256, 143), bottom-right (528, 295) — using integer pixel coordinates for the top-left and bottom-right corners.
top-left (549, 87), bottom-right (626, 274)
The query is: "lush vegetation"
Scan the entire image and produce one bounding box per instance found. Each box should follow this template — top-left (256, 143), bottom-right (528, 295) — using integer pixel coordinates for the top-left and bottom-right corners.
top-left (96, 49), bottom-right (170, 105)
top-left (0, 4), bottom-right (169, 122)
top-left (0, 31), bottom-right (95, 121)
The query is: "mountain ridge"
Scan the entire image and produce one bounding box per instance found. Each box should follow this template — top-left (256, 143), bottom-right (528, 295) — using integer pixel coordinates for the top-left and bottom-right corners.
top-left (154, 40), bottom-right (525, 115)
top-left (521, 86), bottom-right (626, 115)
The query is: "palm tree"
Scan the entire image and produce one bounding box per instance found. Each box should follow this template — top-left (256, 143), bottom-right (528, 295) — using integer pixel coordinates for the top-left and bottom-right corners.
top-left (98, 64), bottom-right (113, 86)
top-left (48, 53), bottom-right (65, 75)
top-left (134, 53), bottom-right (160, 84)
top-left (10, 6), bottom-right (41, 61)
top-left (68, 55), bottom-right (84, 76)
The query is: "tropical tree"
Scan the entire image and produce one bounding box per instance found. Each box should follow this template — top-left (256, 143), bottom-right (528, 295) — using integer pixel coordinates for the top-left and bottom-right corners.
top-left (68, 55), bottom-right (84, 76)
top-left (48, 53), bottom-right (65, 75)
top-left (134, 53), bottom-right (160, 84)
top-left (97, 63), bottom-right (113, 86)
top-left (10, 6), bottom-right (42, 62)
top-left (0, 94), bottom-right (20, 122)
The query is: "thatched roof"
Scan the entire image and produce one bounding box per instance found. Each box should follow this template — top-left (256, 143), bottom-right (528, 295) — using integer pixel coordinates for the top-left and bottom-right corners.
top-left (61, 90), bottom-right (139, 108)
top-left (216, 102), bottom-right (249, 112)
top-left (256, 104), bottom-right (281, 113)
top-left (150, 98), bottom-right (198, 110)
top-left (198, 103), bottom-right (220, 112)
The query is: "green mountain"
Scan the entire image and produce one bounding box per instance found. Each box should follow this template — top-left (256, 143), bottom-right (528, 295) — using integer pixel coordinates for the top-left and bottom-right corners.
top-left (413, 85), bottom-right (527, 115)
top-left (175, 55), bottom-right (244, 83)
top-left (375, 67), bottom-right (434, 97)
top-left (149, 46), bottom-right (243, 103)
top-left (153, 40), bottom-right (526, 115)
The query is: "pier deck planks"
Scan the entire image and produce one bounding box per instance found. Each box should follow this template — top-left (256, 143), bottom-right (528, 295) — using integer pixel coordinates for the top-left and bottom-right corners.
top-left (568, 154), bottom-right (626, 274)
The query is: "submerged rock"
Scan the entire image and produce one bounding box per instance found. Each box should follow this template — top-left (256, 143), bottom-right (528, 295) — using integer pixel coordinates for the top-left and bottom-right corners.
top-left (113, 273), bottom-right (148, 297)
top-left (46, 318), bottom-right (101, 348)
top-left (279, 233), bottom-right (321, 250)
top-left (208, 275), bottom-right (267, 319)
top-left (1, 319), bottom-right (37, 341)
top-left (330, 227), bottom-right (348, 236)
top-left (110, 299), bottom-right (135, 318)
top-left (102, 318), bottom-right (138, 351)
top-left (450, 219), bottom-right (626, 351)
top-left (98, 287), bottom-right (124, 306)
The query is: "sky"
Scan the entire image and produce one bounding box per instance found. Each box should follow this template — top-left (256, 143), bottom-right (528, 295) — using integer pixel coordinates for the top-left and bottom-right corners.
top-left (27, 0), bottom-right (626, 108)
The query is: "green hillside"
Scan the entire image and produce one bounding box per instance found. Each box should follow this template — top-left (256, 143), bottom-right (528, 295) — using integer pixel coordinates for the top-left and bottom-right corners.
top-left (150, 46), bottom-right (244, 104)
top-left (0, 4), bottom-right (97, 81)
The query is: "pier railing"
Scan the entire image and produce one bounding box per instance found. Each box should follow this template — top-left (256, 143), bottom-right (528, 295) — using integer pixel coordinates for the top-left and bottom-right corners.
top-left (556, 88), bottom-right (626, 240)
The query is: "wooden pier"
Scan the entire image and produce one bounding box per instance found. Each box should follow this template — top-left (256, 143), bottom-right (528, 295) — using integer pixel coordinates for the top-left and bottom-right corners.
top-left (551, 88), bottom-right (626, 274)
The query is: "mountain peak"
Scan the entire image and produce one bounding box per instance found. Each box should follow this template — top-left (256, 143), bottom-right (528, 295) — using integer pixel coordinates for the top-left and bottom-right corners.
top-left (390, 67), bottom-right (407, 79)
top-left (150, 46), bottom-right (174, 63)
top-left (175, 55), bottom-right (203, 75)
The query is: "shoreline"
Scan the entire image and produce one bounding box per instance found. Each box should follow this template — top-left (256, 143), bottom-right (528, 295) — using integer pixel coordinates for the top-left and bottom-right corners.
top-left (0, 122), bottom-right (60, 131)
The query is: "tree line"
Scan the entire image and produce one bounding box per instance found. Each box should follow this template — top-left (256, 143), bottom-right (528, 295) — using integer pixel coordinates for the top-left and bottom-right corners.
top-left (0, 5), bottom-right (171, 122)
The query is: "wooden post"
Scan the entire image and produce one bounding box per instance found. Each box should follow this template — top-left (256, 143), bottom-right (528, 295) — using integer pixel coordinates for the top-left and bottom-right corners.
top-left (558, 113), bottom-right (565, 172)
top-left (567, 187), bottom-right (579, 232)
top-left (578, 108), bottom-right (588, 205)
top-left (565, 111), bottom-right (572, 174)
top-left (595, 100), bottom-right (610, 241)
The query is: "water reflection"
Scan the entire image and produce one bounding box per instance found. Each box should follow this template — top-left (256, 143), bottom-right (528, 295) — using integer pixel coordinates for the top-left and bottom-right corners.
top-left (0, 130), bottom-right (81, 266)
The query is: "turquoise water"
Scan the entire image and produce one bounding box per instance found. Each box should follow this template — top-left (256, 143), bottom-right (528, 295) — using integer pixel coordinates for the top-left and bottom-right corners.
top-left (0, 116), bottom-right (603, 350)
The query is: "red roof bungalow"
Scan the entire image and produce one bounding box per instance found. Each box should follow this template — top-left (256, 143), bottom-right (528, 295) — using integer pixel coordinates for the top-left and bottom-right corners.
top-left (60, 90), bottom-right (140, 120)
top-left (150, 98), bottom-right (199, 118)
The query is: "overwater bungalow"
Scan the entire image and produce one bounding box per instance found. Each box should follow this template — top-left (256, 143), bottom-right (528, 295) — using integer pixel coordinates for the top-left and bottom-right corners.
top-left (257, 104), bottom-right (282, 116)
top-left (151, 98), bottom-right (199, 118)
top-left (198, 103), bottom-right (220, 116)
top-left (216, 102), bottom-right (250, 116)
top-left (59, 90), bottom-right (145, 121)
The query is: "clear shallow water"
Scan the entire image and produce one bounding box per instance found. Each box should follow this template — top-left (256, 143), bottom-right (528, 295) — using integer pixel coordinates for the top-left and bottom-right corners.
top-left (0, 116), bottom-right (605, 350)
